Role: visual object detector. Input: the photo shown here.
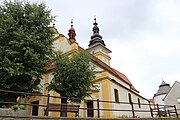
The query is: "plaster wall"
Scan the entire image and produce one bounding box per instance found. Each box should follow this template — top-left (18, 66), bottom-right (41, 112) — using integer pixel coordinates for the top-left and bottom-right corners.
top-left (109, 74), bottom-right (130, 89)
top-left (53, 37), bottom-right (72, 53)
top-left (110, 81), bottom-right (150, 118)
top-left (154, 94), bottom-right (166, 105)
top-left (89, 46), bottom-right (109, 55)
top-left (164, 82), bottom-right (180, 113)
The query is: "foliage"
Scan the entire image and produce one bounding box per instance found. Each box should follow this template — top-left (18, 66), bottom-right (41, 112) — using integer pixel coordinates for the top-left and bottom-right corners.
top-left (1, 105), bottom-right (7, 108)
top-left (18, 105), bottom-right (25, 110)
top-left (11, 104), bottom-right (25, 111)
top-left (0, 0), bottom-right (54, 100)
top-left (48, 51), bottom-right (96, 102)
top-left (11, 104), bottom-right (19, 111)
top-left (159, 110), bottom-right (167, 117)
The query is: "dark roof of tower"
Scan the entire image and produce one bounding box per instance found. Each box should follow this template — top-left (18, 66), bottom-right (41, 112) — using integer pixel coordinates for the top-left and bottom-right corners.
top-left (159, 80), bottom-right (170, 87)
top-left (88, 18), bottom-right (105, 47)
top-left (154, 80), bottom-right (171, 97)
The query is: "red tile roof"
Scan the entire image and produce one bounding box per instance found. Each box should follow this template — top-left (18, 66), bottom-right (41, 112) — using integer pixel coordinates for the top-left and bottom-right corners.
top-left (112, 68), bottom-right (139, 93)
top-left (112, 68), bottom-right (132, 85)
top-left (150, 98), bottom-right (154, 103)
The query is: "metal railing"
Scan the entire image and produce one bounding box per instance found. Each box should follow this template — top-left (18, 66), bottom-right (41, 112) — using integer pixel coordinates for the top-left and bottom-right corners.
top-left (0, 89), bottom-right (179, 118)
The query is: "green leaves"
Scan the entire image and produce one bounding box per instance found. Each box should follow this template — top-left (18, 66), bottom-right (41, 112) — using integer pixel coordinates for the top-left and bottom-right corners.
top-left (0, 0), bottom-right (54, 98)
top-left (49, 52), bottom-right (96, 102)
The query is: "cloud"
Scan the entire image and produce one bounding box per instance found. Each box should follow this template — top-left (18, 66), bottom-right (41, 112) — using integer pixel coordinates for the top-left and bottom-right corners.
top-left (46, 0), bottom-right (180, 99)
top-left (1, 0), bottom-right (180, 99)
top-left (107, 25), bottom-right (180, 98)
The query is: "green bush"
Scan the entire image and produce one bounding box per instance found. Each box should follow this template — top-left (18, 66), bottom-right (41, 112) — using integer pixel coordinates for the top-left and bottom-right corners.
top-left (159, 110), bottom-right (167, 117)
top-left (1, 105), bottom-right (7, 108)
top-left (11, 104), bottom-right (25, 111)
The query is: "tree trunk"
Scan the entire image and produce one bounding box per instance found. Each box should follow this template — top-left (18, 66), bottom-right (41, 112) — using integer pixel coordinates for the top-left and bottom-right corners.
top-left (60, 97), bottom-right (67, 117)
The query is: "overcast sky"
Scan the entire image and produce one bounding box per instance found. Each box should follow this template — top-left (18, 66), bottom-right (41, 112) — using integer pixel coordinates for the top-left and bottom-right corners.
top-left (1, 0), bottom-right (180, 99)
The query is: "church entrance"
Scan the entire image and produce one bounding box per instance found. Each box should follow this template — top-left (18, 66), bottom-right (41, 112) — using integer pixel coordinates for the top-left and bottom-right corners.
top-left (31, 101), bottom-right (39, 116)
top-left (87, 101), bottom-right (94, 117)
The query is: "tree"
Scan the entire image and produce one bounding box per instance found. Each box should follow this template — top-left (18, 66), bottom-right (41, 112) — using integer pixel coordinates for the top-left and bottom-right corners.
top-left (0, 0), bottom-right (54, 104)
top-left (48, 52), bottom-right (96, 117)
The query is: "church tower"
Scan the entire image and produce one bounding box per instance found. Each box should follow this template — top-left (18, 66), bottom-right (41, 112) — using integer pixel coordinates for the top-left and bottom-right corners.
top-left (153, 80), bottom-right (171, 105)
top-left (87, 18), bottom-right (111, 65)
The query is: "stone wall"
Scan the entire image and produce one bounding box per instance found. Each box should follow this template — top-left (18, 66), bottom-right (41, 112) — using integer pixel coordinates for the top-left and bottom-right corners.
top-left (0, 108), bottom-right (27, 117)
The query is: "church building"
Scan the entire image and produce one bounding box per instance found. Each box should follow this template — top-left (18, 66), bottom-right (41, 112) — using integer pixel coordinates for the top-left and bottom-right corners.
top-left (26, 18), bottom-right (151, 118)
top-left (153, 80), bottom-right (180, 114)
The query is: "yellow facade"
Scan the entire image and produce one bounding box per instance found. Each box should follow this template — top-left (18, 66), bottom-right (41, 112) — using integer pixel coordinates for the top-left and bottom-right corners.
top-left (101, 78), bottom-right (112, 117)
top-left (93, 51), bottom-right (111, 66)
top-left (27, 22), bottom-right (150, 118)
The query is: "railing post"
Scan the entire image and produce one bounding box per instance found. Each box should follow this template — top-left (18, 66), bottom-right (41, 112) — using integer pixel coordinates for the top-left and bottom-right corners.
top-left (157, 104), bottom-right (160, 118)
top-left (174, 105), bottom-right (178, 118)
top-left (131, 102), bottom-right (135, 118)
top-left (45, 94), bottom-right (50, 116)
top-left (168, 110), bottom-right (171, 118)
top-left (149, 101), bottom-right (153, 117)
top-left (97, 99), bottom-right (100, 118)
top-left (164, 106), bottom-right (167, 117)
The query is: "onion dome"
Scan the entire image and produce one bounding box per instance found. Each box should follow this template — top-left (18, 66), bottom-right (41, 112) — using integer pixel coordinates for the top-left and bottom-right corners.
top-left (68, 19), bottom-right (76, 43)
top-left (88, 17), bottom-right (105, 47)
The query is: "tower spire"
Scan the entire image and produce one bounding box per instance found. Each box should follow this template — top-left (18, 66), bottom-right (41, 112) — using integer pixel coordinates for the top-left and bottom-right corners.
top-left (71, 19), bottom-right (73, 25)
top-left (68, 19), bottom-right (76, 43)
top-left (93, 16), bottom-right (99, 34)
top-left (88, 17), bottom-right (105, 47)
top-left (94, 16), bottom-right (97, 25)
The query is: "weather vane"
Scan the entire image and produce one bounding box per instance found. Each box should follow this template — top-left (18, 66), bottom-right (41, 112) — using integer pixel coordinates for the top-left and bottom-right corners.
top-left (71, 19), bottom-right (73, 25)
top-left (94, 15), bottom-right (96, 23)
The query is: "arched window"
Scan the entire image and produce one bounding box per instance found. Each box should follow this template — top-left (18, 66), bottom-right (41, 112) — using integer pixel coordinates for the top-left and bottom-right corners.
top-left (114, 89), bottom-right (119, 103)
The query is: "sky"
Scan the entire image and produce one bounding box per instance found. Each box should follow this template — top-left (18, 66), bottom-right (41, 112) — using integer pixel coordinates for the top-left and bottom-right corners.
top-left (1, 0), bottom-right (180, 99)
